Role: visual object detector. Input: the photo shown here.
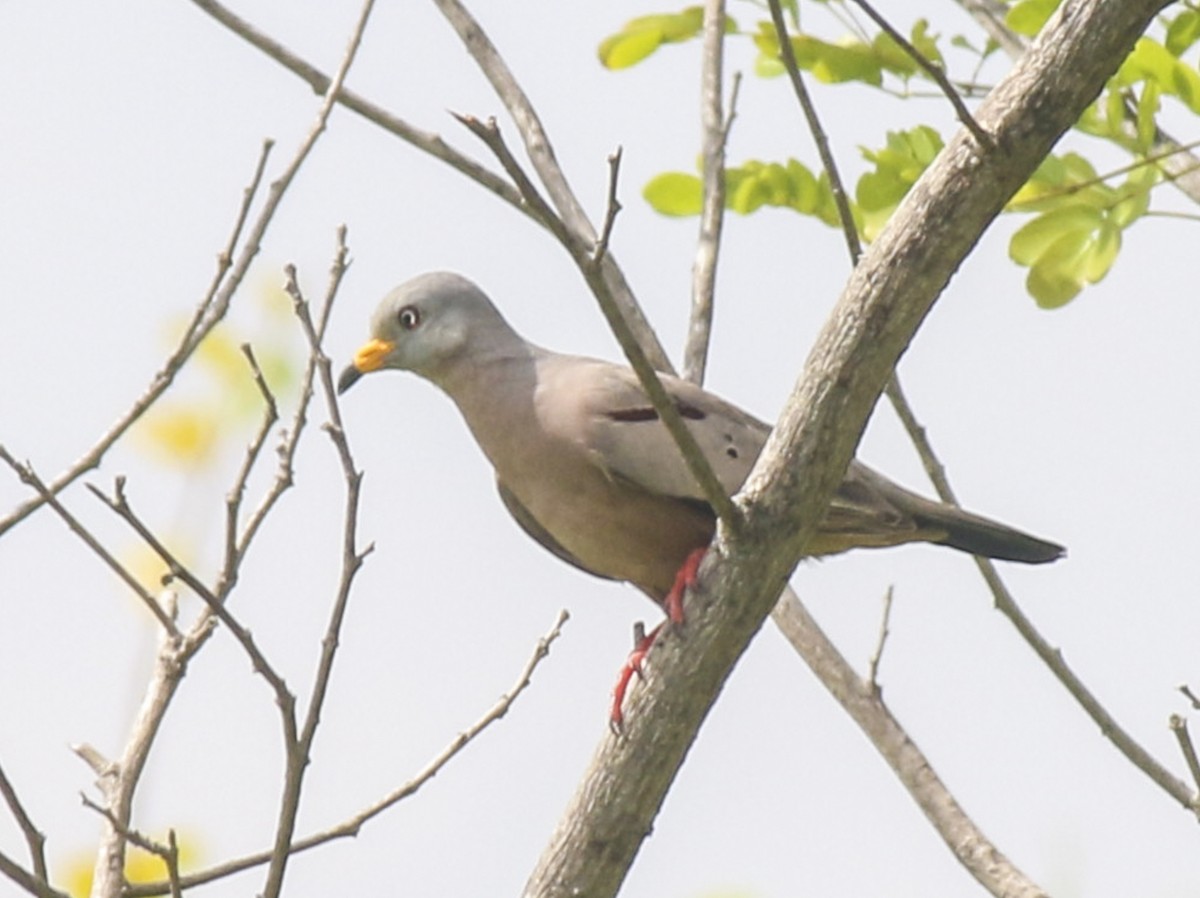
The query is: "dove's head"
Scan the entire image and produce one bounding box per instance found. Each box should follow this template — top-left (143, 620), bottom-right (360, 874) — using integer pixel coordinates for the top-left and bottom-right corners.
top-left (338, 272), bottom-right (520, 393)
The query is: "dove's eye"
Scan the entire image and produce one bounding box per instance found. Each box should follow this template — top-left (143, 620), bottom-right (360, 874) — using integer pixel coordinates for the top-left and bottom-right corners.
top-left (397, 306), bottom-right (420, 330)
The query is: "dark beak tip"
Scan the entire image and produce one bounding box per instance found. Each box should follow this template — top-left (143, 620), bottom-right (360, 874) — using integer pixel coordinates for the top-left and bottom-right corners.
top-left (336, 365), bottom-right (363, 395)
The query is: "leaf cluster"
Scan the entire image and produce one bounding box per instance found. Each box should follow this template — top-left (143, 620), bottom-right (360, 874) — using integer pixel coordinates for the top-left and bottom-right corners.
top-left (601, 0), bottom-right (1200, 306)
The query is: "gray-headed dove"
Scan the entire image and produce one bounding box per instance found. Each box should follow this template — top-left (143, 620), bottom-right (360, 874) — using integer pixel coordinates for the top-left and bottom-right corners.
top-left (338, 272), bottom-right (1063, 723)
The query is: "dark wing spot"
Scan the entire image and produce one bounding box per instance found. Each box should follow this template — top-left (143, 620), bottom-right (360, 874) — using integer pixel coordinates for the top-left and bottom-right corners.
top-left (726, 447), bottom-right (739, 459)
top-left (607, 407), bottom-right (659, 423)
top-left (606, 400), bottom-right (707, 423)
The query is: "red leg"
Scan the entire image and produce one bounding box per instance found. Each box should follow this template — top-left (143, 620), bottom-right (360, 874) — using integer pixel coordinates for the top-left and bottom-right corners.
top-left (610, 622), bottom-right (664, 734)
top-left (663, 547), bottom-right (706, 625)
top-left (609, 547), bottom-right (708, 733)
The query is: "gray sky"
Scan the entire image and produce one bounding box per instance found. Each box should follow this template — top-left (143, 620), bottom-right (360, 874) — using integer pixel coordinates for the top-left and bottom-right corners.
top-left (1, 2), bottom-right (1198, 896)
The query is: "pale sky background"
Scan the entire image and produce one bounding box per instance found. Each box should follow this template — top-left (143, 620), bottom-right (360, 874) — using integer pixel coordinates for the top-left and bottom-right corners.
top-left (1, 2), bottom-right (1198, 897)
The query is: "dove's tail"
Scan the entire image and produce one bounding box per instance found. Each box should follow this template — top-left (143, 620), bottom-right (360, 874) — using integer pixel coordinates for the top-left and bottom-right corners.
top-left (913, 503), bottom-right (1064, 564)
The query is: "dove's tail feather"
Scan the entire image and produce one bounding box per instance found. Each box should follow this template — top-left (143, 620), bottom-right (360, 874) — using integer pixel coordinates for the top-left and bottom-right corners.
top-left (914, 504), bottom-right (1064, 564)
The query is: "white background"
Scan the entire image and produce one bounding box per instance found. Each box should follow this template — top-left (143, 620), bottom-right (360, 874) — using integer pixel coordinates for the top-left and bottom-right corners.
top-left (1, 2), bottom-right (1197, 897)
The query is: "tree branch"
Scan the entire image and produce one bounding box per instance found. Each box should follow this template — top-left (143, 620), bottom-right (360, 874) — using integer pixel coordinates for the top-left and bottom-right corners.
top-left (0, 763), bottom-right (50, 894)
top-left (683, 0), bottom-right (733, 385)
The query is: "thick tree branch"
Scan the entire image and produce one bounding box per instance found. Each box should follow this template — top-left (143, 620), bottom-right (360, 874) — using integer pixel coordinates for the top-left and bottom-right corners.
top-left (523, 3), bottom-right (1167, 895)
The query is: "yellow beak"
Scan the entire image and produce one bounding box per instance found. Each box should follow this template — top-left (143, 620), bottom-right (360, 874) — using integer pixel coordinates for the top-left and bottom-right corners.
top-left (337, 338), bottom-right (395, 394)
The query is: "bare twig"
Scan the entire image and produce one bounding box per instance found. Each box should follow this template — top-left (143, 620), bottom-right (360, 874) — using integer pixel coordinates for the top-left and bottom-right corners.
top-left (983, 560), bottom-right (1197, 811)
top-left (591, 149), bottom-right (624, 266)
top-left (0, 142), bottom-right (272, 538)
top-left (257, 242), bottom-right (370, 898)
top-left (851, 0), bottom-right (992, 147)
top-left (218, 343), bottom-right (280, 592)
top-left (89, 478), bottom-right (295, 710)
top-left (1180, 684), bottom-right (1200, 711)
top-left (1169, 715), bottom-right (1200, 803)
top-left (0, 849), bottom-right (68, 898)
top-left (0, 449), bottom-right (180, 637)
top-left (123, 610), bottom-right (567, 897)
top-left (0, 763), bottom-right (48, 887)
top-left (221, 228), bottom-right (350, 593)
top-left (866, 585), bottom-right (895, 694)
top-left (80, 797), bottom-right (183, 898)
top-left (684, 0), bottom-right (732, 385)
top-left (765, 0), bottom-right (863, 262)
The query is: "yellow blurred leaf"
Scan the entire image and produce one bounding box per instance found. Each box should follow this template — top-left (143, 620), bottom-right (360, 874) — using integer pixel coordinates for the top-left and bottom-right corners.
top-left (137, 404), bottom-right (220, 466)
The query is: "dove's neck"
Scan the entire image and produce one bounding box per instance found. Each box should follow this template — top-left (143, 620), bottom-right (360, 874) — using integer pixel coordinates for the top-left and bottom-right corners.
top-left (433, 339), bottom-right (549, 477)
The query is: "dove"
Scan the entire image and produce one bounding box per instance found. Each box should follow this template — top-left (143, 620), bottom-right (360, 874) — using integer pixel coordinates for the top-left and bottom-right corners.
top-left (338, 272), bottom-right (1062, 725)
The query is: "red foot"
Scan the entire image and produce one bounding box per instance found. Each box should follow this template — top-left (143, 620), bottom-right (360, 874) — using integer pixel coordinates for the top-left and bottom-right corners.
top-left (609, 548), bottom-right (708, 734)
top-left (610, 622), bottom-right (664, 734)
top-left (663, 547), bottom-right (706, 625)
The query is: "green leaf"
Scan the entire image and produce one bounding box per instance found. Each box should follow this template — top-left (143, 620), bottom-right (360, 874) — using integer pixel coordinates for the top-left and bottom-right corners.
top-left (598, 27), bottom-right (666, 69)
top-left (730, 172), bottom-right (770, 213)
top-left (1118, 37), bottom-right (1200, 113)
top-left (597, 7), bottom-right (710, 70)
top-left (1165, 9), bottom-right (1200, 56)
top-left (909, 19), bottom-right (943, 68)
top-left (1009, 205), bottom-right (1104, 266)
top-left (1005, 0), bottom-right (1061, 37)
top-left (1135, 80), bottom-right (1161, 151)
top-left (1082, 219), bottom-right (1121, 282)
top-left (1011, 205), bottom-right (1123, 307)
top-left (1026, 259), bottom-right (1085, 308)
top-left (643, 172), bottom-right (703, 216)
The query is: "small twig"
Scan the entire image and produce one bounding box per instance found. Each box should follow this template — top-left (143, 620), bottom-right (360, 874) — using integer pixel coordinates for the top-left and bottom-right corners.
top-left (765, 0), bottom-right (863, 264)
top-left (89, 479), bottom-right (295, 714)
top-left (452, 114), bottom-right (574, 246)
top-left (591, 149), bottom-right (624, 266)
top-left (258, 228), bottom-right (369, 898)
top-left (0, 763), bottom-right (48, 887)
top-left (217, 343), bottom-right (280, 594)
top-left (0, 448), bottom-right (180, 637)
top-left (124, 609), bottom-right (568, 898)
top-left (1180, 684), bottom-right (1200, 711)
top-left (849, 0), bottom-right (992, 148)
top-left (866, 585), bottom-right (895, 694)
top-left (80, 798), bottom-right (184, 898)
top-left (1169, 716), bottom-right (1200, 806)
top-left (0, 849), bottom-right (68, 898)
